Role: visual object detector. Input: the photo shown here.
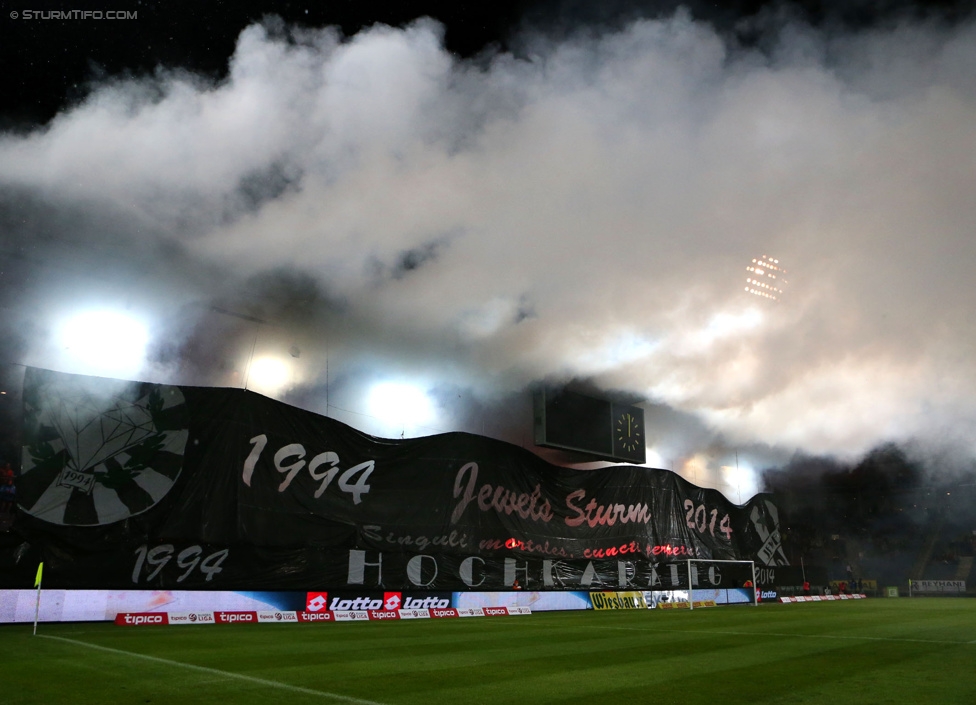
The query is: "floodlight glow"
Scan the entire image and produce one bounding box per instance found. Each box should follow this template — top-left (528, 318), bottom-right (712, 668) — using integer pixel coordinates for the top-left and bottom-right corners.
top-left (247, 356), bottom-right (291, 395)
top-left (59, 310), bottom-right (148, 378)
top-left (705, 308), bottom-right (763, 337)
top-left (367, 382), bottom-right (435, 428)
top-left (645, 448), bottom-right (665, 468)
top-left (721, 463), bottom-right (759, 504)
top-left (572, 330), bottom-right (658, 373)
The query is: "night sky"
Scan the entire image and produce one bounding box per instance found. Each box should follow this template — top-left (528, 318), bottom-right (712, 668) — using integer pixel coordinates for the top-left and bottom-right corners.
top-left (2, 0), bottom-right (975, 499)
top-left (7, 1), bottom-right (972, 125)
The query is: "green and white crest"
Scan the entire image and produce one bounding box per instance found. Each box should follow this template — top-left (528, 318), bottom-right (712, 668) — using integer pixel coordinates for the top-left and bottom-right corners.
top-left (20, 369), bottom-right (188, 526)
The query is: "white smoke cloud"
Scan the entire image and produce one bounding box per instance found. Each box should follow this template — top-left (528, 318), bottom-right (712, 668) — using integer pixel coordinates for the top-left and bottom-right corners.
top-left (2, 11), bottom-right (976, 481)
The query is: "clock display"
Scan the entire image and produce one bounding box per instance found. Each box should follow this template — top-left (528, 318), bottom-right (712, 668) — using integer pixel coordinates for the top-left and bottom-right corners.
top-left (535, 390), bottom-right (645, 463)
top-left (612, 405), bottom-right (645, 463)
top-left (616, 412), bottom-right (642, 453)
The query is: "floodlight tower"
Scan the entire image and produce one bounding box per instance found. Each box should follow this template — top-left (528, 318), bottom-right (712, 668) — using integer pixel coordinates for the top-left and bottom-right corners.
top-left (745, 255), bottom-right (787, 301)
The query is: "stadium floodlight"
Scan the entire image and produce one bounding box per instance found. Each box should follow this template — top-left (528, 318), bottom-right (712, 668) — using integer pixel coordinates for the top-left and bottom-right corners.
top-left (645, 448), bottom-right (665, 468)
top-left (367, 381), bottom-right (436, 430)
top-left (59, 309), bottom-right (148, 378)
top-left (246, 356), bottom-right (292, 395)
top-left (744, 255), bottom-right (788, 301)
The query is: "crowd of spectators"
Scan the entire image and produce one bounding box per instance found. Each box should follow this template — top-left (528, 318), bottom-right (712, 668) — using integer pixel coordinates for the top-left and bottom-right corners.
top-left (0, 463), bottom-right (15, 531)
top-left (763, 444), bottom-right (976, 588)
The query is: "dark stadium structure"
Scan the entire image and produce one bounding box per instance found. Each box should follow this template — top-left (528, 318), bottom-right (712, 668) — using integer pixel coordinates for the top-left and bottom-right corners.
top-left (764, 447), bottom-right (976, 597)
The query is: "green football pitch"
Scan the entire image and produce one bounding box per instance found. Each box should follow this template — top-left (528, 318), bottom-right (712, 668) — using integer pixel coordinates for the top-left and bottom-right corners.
top-left (4, 599), bottom-right (975, 704)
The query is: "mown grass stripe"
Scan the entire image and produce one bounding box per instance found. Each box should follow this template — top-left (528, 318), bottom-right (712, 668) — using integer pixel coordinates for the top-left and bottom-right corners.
top-left (38, 634), bottom-right (389, 705)
top-left (589, 625), bottom-right (976, 645)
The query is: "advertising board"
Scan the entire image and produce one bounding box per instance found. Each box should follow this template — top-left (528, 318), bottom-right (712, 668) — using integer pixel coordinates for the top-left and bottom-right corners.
top-left (911, 580), bottom-right (965, 594)
top-left (115, 612), bottom-right (168, 626)
top-left (167, 612), bottom-right (215, 625)
top-left (589, 591), bottom-right (647, 610)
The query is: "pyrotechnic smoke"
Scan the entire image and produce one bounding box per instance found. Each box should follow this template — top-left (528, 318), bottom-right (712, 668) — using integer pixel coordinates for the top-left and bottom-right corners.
top-left (2, 8), bottom-right (975, 496)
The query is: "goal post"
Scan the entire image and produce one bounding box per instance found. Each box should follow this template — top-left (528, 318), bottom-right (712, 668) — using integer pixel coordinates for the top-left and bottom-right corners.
top-left (686, 558), bottom-right (758, 609)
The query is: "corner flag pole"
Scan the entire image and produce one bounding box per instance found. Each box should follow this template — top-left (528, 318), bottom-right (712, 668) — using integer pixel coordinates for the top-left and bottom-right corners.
top-left (32, 562), bottom-right (43, 636)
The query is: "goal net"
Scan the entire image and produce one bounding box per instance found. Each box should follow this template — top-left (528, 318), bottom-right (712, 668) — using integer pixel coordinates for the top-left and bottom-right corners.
top-left (685, 558), bottom-right (758, 608)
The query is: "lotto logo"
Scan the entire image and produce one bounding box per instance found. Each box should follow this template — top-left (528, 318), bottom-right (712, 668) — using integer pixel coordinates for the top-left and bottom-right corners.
top-left (329, 596), bottom-right (383, 611)
top-left (307, 592), bottom-right (329, 612)
top-left (402, 596), bottom-right (450, 609)
top-left (383, 592), bottom-right (402, 611)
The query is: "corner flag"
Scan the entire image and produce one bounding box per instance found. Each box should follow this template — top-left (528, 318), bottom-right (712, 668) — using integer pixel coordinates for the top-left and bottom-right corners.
top-left (33, 561), bottom-right (44, 636)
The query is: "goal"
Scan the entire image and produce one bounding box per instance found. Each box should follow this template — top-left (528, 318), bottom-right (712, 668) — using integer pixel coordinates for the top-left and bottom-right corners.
top-left (685, 558), bottom-right (758, 609)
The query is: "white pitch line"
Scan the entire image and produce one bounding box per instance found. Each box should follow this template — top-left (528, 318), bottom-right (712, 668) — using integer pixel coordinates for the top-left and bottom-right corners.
top-left (39, 635), bottom-right (389, 705)
top-left (587, 625), bottom-right (975, 646)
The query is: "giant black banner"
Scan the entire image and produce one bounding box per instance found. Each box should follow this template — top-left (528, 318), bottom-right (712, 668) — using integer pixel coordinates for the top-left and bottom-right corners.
top-left (1, 368), bottom-right (789, 590)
